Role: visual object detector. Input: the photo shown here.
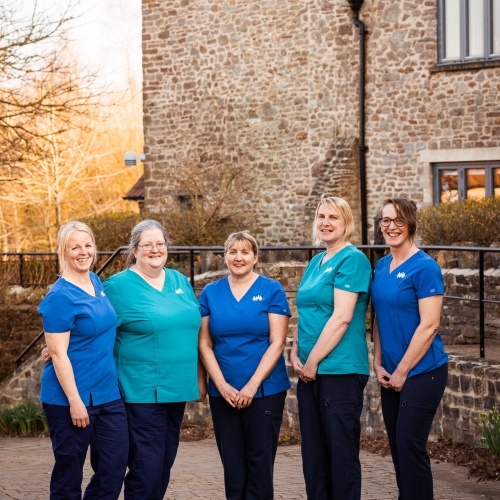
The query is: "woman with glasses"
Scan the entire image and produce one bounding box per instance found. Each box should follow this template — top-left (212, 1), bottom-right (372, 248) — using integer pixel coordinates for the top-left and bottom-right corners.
top-left (290, 196), bottom-right (372, 500)
top-left (371, 199), bottom-right (448, 500)
top-left (103, 219), bottom-right (206, 499)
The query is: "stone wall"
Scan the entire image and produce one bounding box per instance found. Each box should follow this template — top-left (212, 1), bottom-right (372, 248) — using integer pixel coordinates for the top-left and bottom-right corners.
top-left (141, 0), bottom-right (500, 245)
top-left (5, 342), bottom-right (497, 447)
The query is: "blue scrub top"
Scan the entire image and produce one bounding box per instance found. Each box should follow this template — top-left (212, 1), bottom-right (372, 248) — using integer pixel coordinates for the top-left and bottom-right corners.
top-left (371, 250), bottom-right (448, 377)
top-left (39, 272), bottom-right (121, 406)
top-left (199, 275), bottom-right (291, 398)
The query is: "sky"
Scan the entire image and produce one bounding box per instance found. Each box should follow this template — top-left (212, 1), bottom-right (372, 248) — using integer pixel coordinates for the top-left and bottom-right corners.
top-left (21, 0), bottom-right (142, 89)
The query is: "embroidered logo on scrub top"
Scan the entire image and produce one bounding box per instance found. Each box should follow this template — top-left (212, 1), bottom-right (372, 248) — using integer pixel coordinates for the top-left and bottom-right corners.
top-left (252, 295), bottom-right (263, 301)
top-left (175, 288), bottom-right (184, 294)
top-left (324, 267), bottom-right (333, 273)
top-left (396, 272), bottom-right (406, 279)
top-left (344, 284), bottom-right (351, 289)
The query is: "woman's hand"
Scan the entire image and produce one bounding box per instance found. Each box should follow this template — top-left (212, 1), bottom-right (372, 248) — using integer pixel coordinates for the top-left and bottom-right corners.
top-left (196, 360), bottom-right (208, 402)
top-left (195, 384), bottom-right (208, 403)
top-left (289, 344), bottom-right (303, 377)
top-left (387, 369), bottom-right (408, 392)
top-left (300, 360), bottom-right (318, 383)
top-left (234, 381), bottom-right (258, 410)
top-left (374, 363), bottom-right (392, 389)
top-left (69, 398), bottom-right (90, 428)
top-left (41, 346), bottom-right (51, 363)
top-left (218, 382), bottom-right (240, 408)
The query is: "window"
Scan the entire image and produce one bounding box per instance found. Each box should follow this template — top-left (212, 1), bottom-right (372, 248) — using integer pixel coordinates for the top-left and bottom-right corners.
top-left (434, 162), bottom-right (500, 203)
top-left (438, 0), bottom-right (500, 63)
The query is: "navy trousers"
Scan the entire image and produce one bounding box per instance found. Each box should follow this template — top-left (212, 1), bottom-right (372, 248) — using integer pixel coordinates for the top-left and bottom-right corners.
top-left (381, 363), bottom-right (448, 500)
top-left (43, 398), bottom-right (128, 500)
top-left (124, 402), bottom-right (185, 500)
top-left (209, 391), bottom-right (286, 500)
top-left (297, 374), bottom-right (368, 500)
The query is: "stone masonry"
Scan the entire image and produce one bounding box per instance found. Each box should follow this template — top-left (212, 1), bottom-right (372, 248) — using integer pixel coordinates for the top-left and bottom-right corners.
top-left (141, 0), bottom-right (500, 245)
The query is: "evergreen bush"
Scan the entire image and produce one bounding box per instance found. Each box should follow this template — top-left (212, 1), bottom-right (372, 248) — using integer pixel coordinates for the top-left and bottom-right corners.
top-left (418, 198), bottom-right (500, 246)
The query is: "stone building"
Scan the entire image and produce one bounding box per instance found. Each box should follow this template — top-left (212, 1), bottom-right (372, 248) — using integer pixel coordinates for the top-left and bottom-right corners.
top-left (138, 0), bottom-right (500, 245)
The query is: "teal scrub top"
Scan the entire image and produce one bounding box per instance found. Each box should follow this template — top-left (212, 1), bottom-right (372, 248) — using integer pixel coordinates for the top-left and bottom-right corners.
top-left (296, 245), bottom-right (372, 375)
top-left (104, 268), bottom-right (201, 403)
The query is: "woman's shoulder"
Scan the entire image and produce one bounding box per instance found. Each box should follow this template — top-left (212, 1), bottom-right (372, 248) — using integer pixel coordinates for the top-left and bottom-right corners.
top-left (256, 274), bottom-right (284, 290)
top-left (342, 245), bottom-right (371, 267)
top-left (200, 276), bottom-right (228, 293)
top-left (309, 251), bottom-right (326, 264)
top-left (412, 250), bottom-right (443, 276)
top-left (166, 268), bottom-right (194, 286)
top-left (103, 269), bottom-right (130, 287)
top-left (414, 250), bottom-right (441, 268)
top-left (39, 279), bottom-right (72, 310)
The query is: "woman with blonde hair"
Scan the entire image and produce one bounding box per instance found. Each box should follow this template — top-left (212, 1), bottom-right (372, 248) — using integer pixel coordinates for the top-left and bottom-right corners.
top-left (290, 196), bottom-right (372, 500)
top-left (39, 221), bottom-right (128, 499)
top-left (199, 230), bottom-right (291, 500)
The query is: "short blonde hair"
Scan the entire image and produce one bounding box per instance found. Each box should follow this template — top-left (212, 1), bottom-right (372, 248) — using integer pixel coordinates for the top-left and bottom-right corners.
top-left (224, 231), bottom-right (259, 256)
top-left (312, 196), bottom-right (354, 245)
top-left (56, 221), bottom-right (96, 275)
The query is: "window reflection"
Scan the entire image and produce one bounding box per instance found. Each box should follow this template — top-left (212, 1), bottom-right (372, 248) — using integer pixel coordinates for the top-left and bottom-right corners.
top-left (440, 169), bottom-right (458, 203)
top-left (466, 168), bottom-right (485, 200)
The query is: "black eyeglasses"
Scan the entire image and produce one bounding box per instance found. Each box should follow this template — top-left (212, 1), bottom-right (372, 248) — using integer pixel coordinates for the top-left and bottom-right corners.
top-left (379, 217), bottom-right (406, 227)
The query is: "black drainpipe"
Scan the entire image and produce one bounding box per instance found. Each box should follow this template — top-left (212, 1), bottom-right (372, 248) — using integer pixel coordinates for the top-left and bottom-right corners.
top-left (347, 0), bottom-right (368, 244)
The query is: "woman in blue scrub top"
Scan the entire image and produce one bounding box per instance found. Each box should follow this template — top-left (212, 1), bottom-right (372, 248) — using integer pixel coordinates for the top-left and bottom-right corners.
top-left (371, 198), bottom-right (448, 500)
top-left (39, 221), bottom-right (128, 500)
top-left (103, 219), bottom-right (205, 500)
top-left (198, 231), bottom-right (291, 500)
top-left (290, 196), bottom-right (372, 500)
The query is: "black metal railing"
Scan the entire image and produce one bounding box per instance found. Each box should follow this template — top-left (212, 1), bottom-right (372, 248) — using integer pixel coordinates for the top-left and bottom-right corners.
top-left (6, 244), bottom-right (500, 366)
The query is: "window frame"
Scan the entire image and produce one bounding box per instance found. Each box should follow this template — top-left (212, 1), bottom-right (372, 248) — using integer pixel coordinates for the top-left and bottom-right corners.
top-left (433, 162), bottom-right (500, 204)
top-left (438, 0), bottom-right (500, 65)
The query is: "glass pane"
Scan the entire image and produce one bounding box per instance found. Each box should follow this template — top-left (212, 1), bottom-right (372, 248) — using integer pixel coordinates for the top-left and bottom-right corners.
top-left (444, 0), bottom-right (461, 59)
top-left (466, 168), bottom-right (485, 199)
top-left (493, 0), bottom-right (500, 55)
top-left (468, 0), bottom-right (484, 57)
top-left (440, 169), bottom-right (459, 203)
top-left (494, 168), bottom-right (500, 197)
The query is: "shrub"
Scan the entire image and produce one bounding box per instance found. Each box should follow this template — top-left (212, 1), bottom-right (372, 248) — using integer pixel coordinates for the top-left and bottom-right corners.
top-left (81, 213), bottom-right (142, 251)
top-left (418, 198), bottom-right (500, 246)
top-left (479, 407), bottom-right (500, 456)
top-left (0, 400), bottom-right (48, 436)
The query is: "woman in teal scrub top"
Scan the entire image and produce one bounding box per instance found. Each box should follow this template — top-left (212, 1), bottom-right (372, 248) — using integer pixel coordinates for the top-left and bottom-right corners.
top-left (290, 196), bottom-right (372, 500)
top-left (104, 219), bottom-right (206, 500)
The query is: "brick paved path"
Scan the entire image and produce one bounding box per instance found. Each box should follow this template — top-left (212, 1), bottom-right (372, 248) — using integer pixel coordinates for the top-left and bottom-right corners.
top-left (0, 437), bottom-right (498, 499)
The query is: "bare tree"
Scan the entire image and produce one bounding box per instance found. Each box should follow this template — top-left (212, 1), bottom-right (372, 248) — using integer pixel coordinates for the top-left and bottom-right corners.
top-left (154, 153), bottom-right (259, 246)
top-left (0, 1), bottom-right (100, 169)
top-left (0, 1), bottom-right (142, 251)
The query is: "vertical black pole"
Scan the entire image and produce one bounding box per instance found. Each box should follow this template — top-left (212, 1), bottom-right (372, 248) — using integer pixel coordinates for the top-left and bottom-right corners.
top-left (349, 1), bottom-right (368, 245)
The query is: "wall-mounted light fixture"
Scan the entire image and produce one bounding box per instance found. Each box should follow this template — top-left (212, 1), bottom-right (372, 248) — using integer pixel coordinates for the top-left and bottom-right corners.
top-left (124, 151), bottom-right (146, 167)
